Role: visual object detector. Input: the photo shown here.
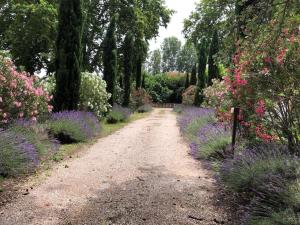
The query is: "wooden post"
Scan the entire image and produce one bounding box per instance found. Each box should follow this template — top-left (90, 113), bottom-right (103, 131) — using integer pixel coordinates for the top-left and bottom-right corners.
top-left (231, 107), bottom-right (240, 153)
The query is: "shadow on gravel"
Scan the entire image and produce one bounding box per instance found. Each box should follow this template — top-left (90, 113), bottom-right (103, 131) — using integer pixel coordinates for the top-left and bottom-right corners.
top-left (61, 165), bottom-right (232, 225)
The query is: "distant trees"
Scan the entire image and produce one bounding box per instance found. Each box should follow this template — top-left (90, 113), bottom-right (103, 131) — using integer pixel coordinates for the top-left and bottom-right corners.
top-left (54, 0), bottom-right (83, 111)
top-left (148, 49), bottom-right (162, 75)
top-left (177, 42), bottom-right (197, 73)
top-left (208, 30), bottom-right (220, 85)
top-left (161, 37), bottom-right (181, 72)
top-left (103, 15), bottom-right (118, 105)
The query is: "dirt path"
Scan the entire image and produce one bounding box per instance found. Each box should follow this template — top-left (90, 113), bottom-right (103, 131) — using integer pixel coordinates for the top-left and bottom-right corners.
top-left (0, 109), bottom-right (229, 225)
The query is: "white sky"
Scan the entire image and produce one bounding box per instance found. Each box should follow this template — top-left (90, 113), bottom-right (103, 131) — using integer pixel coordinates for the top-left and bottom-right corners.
top-left (149, 0), bottom-right (198, 51)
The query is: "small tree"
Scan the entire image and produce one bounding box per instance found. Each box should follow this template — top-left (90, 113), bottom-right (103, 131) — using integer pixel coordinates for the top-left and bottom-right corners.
top-left (208, 30), bottom-right (220, 86)
top-left (190, 64), bottom-right (197, 85)
top-left (103, 15), bottom-right (118, 104)
top-left (54, 0), bottom-right (83, 111)
top-left (123, 32), bottom-right (134, 107)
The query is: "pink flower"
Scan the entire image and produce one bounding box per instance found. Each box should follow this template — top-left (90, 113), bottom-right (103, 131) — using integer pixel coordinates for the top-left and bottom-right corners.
top-left (255, 99), bottom-right (266, 117)
top-left (10, 80), bottom-right (17, 89)
top-left (13, 101), bottom-right (22, 108)
top-left (31, 117), bottom-right (37, 122)
top-left (0, 97), bottom-right (2, 103)
top-left (19, 112), bottom-right (24, 118)
top-left (276, 48), bottom-right (287, 65)
top-left (260, 67), bottom-right (270, 76)
top-left (48, 105), bottom-right (53, 112)
top-left (2, 113), bottom-right (7, 118)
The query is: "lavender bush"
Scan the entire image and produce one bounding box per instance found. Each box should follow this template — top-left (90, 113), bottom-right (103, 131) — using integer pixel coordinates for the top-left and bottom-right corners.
top-left (48, 111), bottom-right (101, 143)
top-left (0, 130), bottom-right (39, 177)
top-left (220, 144), bottom-right (298, 193)
top-left (107, 104), bottom-right (131, 124)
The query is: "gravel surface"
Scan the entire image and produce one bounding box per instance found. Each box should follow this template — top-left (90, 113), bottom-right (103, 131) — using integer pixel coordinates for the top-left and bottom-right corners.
top-left (0, 109), bottom-right (230, 225)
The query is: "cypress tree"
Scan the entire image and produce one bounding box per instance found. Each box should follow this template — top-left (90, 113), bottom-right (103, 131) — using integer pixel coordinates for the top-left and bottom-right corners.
top-left (194, 43), bottom-right (207, 106)
top-left (190, 64), bottom-right (197, 85)
top-left (142, 73), bottom-right (146, 89)
top-left (123, 32), bottom-right (134, 107)
top-left (198, 43), bottom-right (207, 90)
top-left (136, 57), bottom-right (142, 89)
top-left (208, 30), bottom-right (220, 86)
top-left (184, 72), bottom-right (190, 89)
top-left (54, 0), bottom-right (83, 111)
top-left (103, 15), bottom-right (118, 104)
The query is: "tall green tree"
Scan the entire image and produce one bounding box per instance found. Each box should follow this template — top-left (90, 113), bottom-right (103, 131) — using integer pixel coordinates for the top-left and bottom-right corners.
top-left (123, 32), bottom-right (134, 107)
top-left (103, 15), bottom-right (118, 104)
top-left (208, 30), bottom-right (220, 85)
top-left (54, 0), bottom-right (83, 111)
top-left (161, 36), bottom-right (181, 72)
top-left (197, 43), bottom-right (207, 89)
top-left (190, 64), bottom-right (197, 85)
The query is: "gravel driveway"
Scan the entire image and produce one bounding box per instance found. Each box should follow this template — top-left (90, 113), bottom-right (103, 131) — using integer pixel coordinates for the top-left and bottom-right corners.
top-left (0, 109), bottom-right (230, 225)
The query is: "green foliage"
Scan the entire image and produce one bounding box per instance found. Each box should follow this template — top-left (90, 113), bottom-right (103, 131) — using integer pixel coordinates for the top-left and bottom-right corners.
top-left (145, 73), bottom-right (185, 103)
top-left (106, 105), bottom-right (131, 124)
top-left (54, 0), bottom-right (83, 111)
top-left (48, 120), bottom-right (87, 143)
top-left (200, 135), bottom-right (231, 160)
top-left (103, 15), bottom-right (118, 104)
top-left (208, 30), bottom-right (220, 85)
top-left (197, 43), bottom-right (207, 90)
top-left (184, 73), bottom-right (190, 89)
top-left (0, 0), bottom-right (57, 74)
top-left (79, 72), bottom-right (111, 118)
top-left (161, 36), bottom-right (182, 72)
top-left (123, 32), bottom-right (134, 107)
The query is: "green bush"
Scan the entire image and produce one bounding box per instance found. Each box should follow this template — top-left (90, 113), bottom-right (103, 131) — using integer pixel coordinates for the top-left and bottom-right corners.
top-left (137, 104), bottom-right (152, 113)
top-left (106, 105), bottom-right (131, 124)
top-left (48, 111), bottom-right (101, 144)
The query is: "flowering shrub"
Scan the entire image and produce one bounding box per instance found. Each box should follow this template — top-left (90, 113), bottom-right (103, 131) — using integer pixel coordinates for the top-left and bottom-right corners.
top-left (220, 143), bottom-right (300, 224)
top-left (79, 72), bottom-right (111, 118)
top-left (224, 22), bottom-right (300, 149)
top-left (43, 73), bottom-right (111, 119)
top-left (0, 129), bottom-right (40, 177)
top-left (203, 79), bottom-right (232, 122)
top-left (0, 56), bottom-right (52, 125)
top-left (106, 104), bottom-right (131, 124)
top-left (48, 111), bottom-right (101, 143)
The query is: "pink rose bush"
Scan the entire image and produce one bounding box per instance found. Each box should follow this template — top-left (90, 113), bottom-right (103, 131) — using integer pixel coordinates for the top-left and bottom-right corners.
top-left (0, 56), bottom-right (52, 125)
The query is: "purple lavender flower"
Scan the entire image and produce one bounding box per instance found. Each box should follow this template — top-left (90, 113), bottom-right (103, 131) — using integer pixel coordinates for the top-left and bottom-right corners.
top-left (0, 130), bottom-right (40, 176)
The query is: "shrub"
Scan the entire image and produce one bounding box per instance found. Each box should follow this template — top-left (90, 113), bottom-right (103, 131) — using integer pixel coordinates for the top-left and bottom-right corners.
top-left (173, 104), bottom-right (184, 114)
top-left (48, 111), bottom-right (100, 143)
top-left (79, 72), bottom-right (111, 118)
top-left (10, 120), bottom-right (60, 156)
top-left (137, 104), bottom-right (152, 113)
top-left (106, 104), bottom-right (131, 124)
top-left (0, 129), bottom-right (39, 177)
top-left (197, 123), bottom-right (231, 159)
top-left (43, 73), bottom-right (111, 119)
top-left (182, 85), bottom-right (197, 105)
top-left (145, 73), bottom-right (185, 103)
top-left (0, 56), bottom-right (52, 126)
top-left (130, 88), bottom-right (152, 111)
top-left (220, 144), bottom-right (298, 193)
